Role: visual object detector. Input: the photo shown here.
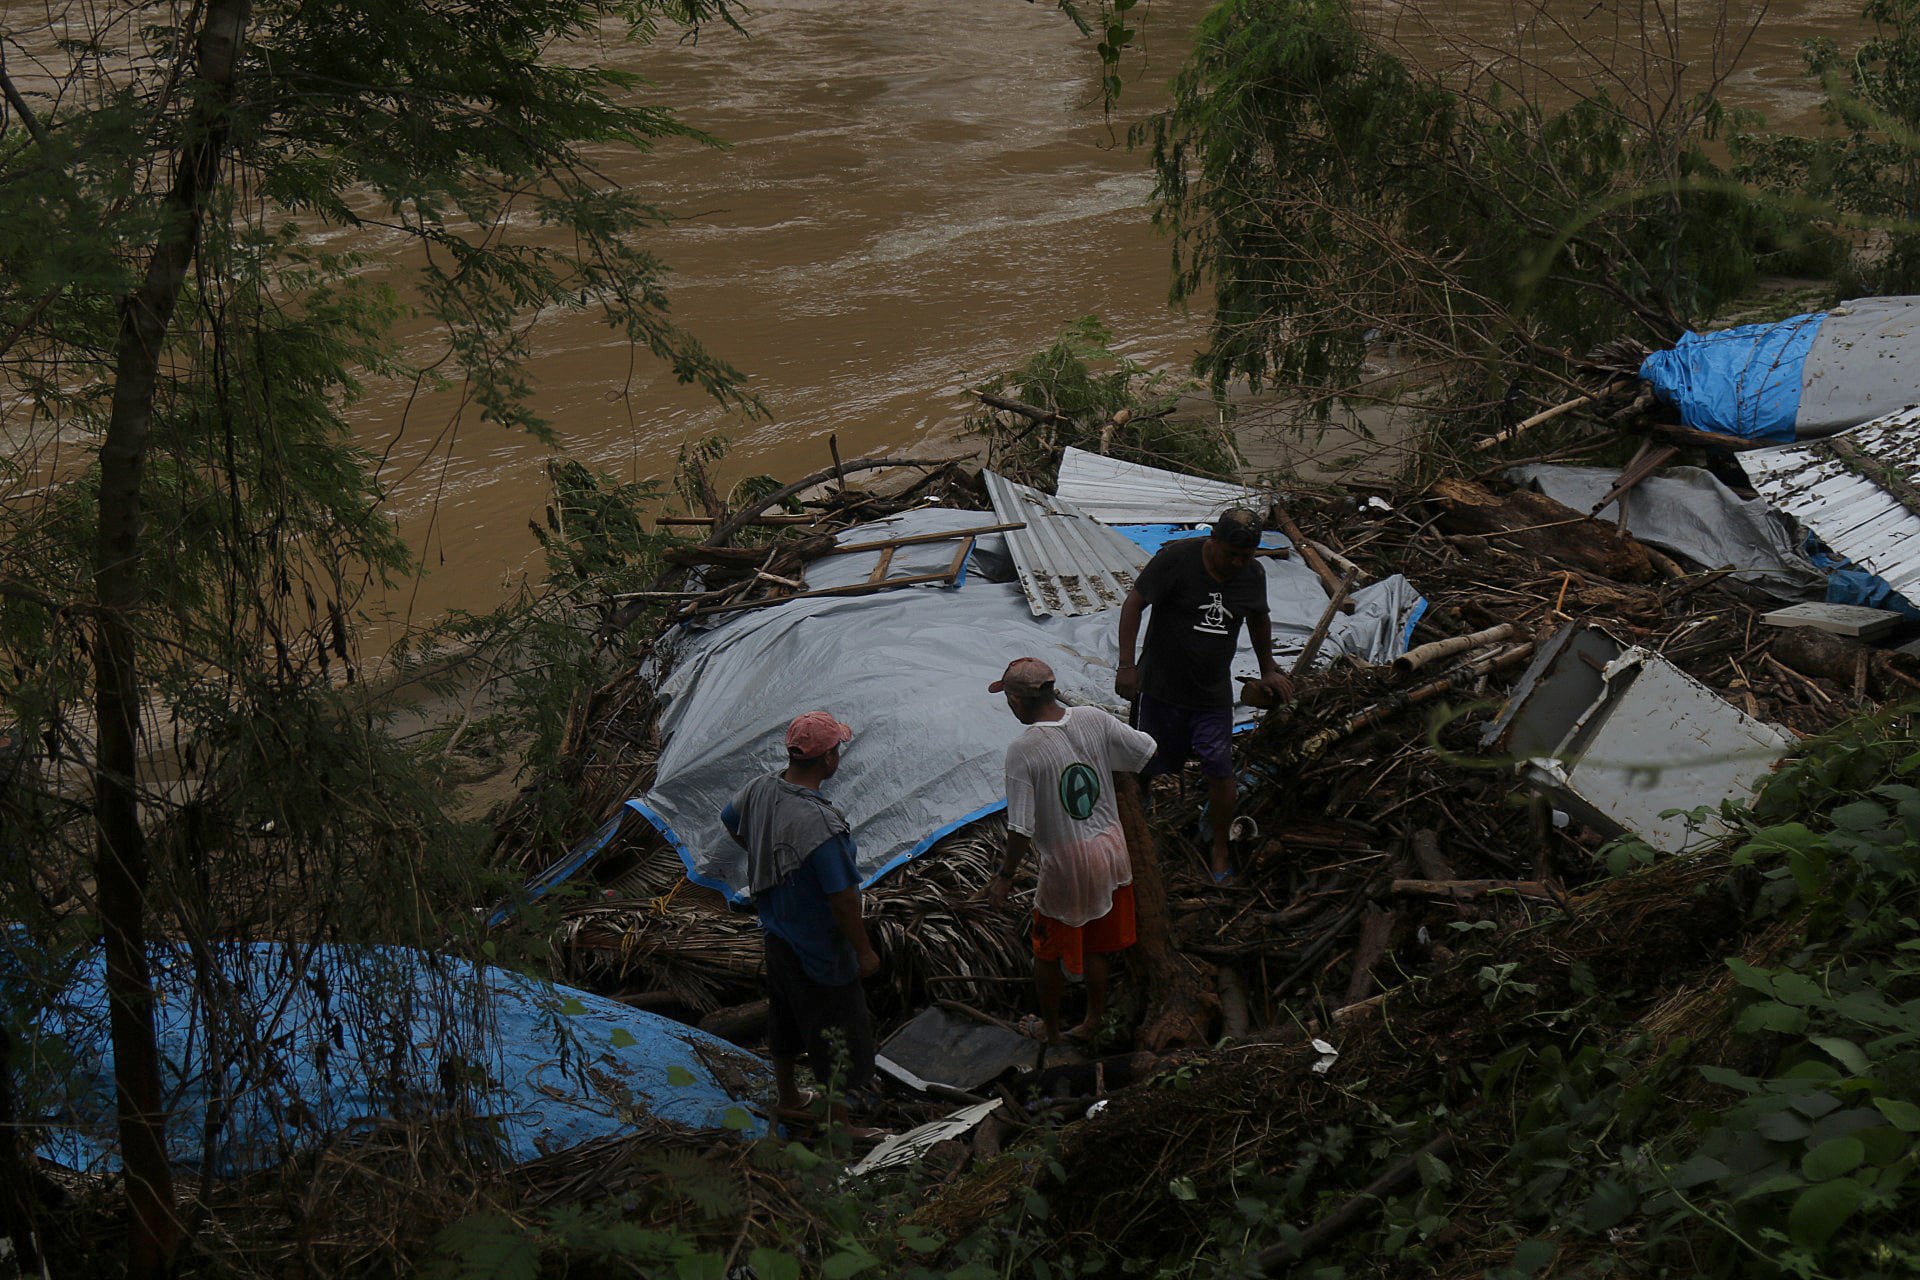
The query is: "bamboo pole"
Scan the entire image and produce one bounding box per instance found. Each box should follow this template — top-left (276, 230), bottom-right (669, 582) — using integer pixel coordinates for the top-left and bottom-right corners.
top-left (1471, 394), bottom-right (1591, 452)
top-left (1291, 569), bottom-right (1359, 677)
top-left (1393, 623), bottom-right (1517, 676)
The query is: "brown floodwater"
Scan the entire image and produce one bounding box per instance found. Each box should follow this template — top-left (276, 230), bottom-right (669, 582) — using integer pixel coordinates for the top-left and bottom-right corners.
top-left (0, 0), bottom-right (1877, 642)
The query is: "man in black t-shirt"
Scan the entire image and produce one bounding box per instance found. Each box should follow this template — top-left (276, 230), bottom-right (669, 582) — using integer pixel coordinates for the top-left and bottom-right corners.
top-left (1114, 507), bottom-right (1294, 881)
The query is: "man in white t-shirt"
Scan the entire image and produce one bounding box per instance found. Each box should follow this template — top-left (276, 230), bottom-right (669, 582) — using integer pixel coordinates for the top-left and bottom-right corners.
top-left (986, 656), bottom-right (1158, 1044)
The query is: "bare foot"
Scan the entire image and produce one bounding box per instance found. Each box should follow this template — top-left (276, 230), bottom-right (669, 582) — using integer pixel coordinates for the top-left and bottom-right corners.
top-left (1017, 1012), bottom-right (1066, 1045)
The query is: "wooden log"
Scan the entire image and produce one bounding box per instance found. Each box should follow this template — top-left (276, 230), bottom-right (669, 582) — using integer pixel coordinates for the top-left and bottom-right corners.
top-left (1767, 625), bottom-right (1874, 688)
top-left (1291, 568), bottom-right (1359, 677)
top-left (1342, 907), bottom-right (1396, 1006)
top-left (1409, 829), bottom-right (1455, 883)
top-left (1427, 477), bottom-right (1654, 582)
top-left (697, 999), bottom-right (770, 1046)
top-left (1217, 967), bottom-right (1251, 1041)
top-left (1118, 776), bottom-right (1221, 1051)
top-left (1645, 421), bottom-right (1766, 452)
top-left (1275, 506), bottom-right (1357, 610)
top-left (825, 521), bottom-right (1024, 557)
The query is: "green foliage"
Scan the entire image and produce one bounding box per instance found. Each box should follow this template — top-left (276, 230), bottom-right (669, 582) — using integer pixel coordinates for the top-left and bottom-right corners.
top-left (1736, 0), bottom-right (1920, 295)
top-left (1463, 718), bottom-right (1920, 1278)
top-left (964, 315), bottom-right (1236, 488)
top-left (0, 2), bottom-right (758, 1266)
top-left (1141, 0), bottom-right (1797, 413)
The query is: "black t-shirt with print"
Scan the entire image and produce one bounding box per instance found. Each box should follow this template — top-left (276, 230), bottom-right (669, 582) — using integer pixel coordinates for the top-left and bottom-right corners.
top-left (1135, 538), bottom-right (1269, 709)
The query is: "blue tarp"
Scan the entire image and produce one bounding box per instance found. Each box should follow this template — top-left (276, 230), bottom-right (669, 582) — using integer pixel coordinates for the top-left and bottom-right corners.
top-left (1639, 311), bottom-right (1826, 442)
top-left (1805, 536), bottom-right (1920, 618)
top-left (18, 942), bottom-right (767, 1175)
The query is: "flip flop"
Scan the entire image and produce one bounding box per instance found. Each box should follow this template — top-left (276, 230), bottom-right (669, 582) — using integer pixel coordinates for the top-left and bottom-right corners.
top-left (771, 1089), bottom-right (820, 1124)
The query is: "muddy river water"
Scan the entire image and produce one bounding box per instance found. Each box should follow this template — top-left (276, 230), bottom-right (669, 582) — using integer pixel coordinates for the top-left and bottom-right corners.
top-left (16, 0), bottom-right (1875, 635)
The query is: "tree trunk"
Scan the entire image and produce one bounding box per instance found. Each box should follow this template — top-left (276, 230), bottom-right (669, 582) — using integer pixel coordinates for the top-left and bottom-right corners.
top-left (1117, 777), bottom-right (1219, 1051)
top-left (1427, 477), bottom-right (1655, 582)
top-left (91, 5), bottom-right (252, 1275)
top-left (0, 1023), bottom-right (42, 1274)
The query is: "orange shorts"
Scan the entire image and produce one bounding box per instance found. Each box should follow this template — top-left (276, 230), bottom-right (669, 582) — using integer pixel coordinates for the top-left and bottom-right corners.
top-left (1030, 883), bottom-right (1136, 976)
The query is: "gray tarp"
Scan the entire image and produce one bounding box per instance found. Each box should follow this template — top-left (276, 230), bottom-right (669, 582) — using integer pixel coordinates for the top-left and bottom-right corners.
top-left (1512, 464), bottom-right (1824, 601)
top-left (1798, 295), bottom-right (1920, 437)
top-left (635, 510), bottom-right (1423, 899)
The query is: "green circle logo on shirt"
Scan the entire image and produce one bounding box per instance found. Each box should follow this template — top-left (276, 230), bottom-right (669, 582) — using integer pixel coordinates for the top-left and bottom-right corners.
top-left (1059, 763), bottom-right (1101, 820)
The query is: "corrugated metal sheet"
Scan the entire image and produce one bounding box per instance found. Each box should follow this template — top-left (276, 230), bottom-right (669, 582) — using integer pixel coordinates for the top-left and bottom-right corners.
top-left (1744, 405), bottom-right (1920, 594)
top-left (983, 470), bottom-right (1147, 617)
top-left (1053, 446), bottom-right (1270, 524)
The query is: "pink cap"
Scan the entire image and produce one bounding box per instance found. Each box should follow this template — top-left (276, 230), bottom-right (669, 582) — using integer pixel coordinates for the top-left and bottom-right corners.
top-left (988, 656), bottom-right (1056, 697)
top-left (785, 710), bottom-right (853, 760)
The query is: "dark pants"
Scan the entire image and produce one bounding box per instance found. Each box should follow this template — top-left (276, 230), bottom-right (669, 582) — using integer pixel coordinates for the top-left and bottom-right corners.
top-left (1134, 691), bottom-right (1235, 780)
top-left (764, 933), bottom-right (874, 1093)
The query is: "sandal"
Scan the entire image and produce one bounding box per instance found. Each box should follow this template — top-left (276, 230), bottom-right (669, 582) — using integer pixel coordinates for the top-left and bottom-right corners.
top-left (771, 1089), bottom-right (820, 1124)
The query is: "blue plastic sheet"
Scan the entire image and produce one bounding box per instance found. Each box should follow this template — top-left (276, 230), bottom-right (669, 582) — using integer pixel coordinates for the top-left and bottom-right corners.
top-left (1805, 536), bottom-right (1920, 618)
top-left (20, 942), bottom-right (767, 1175)
top-left (1639, 312), bottom-right (1826, 442)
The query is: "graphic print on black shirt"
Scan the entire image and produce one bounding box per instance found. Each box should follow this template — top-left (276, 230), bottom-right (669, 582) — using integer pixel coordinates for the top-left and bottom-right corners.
top-left (1135, 538), bottom-right (1269, 709)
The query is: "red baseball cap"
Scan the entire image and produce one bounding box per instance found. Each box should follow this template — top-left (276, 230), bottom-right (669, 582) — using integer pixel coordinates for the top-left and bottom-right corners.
top-left (988, 656), bottom-right (1056, 697)
top-left (785, 710), bottom-right (853, 760)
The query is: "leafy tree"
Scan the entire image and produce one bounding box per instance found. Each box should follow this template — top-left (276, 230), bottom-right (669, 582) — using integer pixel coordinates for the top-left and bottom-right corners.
top-left (0, 2), bottom-right (751, 1273)
top-left (1737, 0), bottom-right (1920, 295)
top-left (1139, 0), bottom-right (1802, 424)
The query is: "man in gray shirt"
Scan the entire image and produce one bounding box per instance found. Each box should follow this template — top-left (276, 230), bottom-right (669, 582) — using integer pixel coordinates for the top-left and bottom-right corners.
top-left (722, 711), bottom-right (881, 1139)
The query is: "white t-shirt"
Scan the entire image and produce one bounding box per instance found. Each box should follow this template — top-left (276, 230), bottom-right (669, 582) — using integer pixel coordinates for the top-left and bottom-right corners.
top-left (1003, 705), bottom-right (1159, 927)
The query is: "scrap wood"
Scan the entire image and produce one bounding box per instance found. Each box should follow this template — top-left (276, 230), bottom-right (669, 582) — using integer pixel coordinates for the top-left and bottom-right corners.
top-left (1590, 441), bottom-right (1680, 519)
top-left (1297, 643), bottom-right (1536, 759)
top-left (1427, 477), bottom-right (1654, 582)
top-left (1290, 568), bottom-right (1360, 677)
top-left (1274, 505), bottom-right (1357, 610)
top-left (1342, 906), bottom-right (1396, 1005)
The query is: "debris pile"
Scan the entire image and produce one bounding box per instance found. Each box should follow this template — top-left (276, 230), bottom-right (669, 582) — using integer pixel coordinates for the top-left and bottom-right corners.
top-left (484, 419), bottom-right (1920, 1174)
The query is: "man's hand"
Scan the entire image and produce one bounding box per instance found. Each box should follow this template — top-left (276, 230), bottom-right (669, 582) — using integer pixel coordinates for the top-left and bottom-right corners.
top-left (1114, 665), bottom-right (1140, 700)
top-left (856, 946), bottom-right (880, 979)
top-left (985, 872), bottom-right (1011, 909)
top-left (1260, 669), bottom-right (1296, 701)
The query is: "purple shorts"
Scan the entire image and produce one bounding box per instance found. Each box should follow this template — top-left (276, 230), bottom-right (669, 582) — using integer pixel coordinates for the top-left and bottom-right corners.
top-left (1134, 693), bottom-right (1234, 780)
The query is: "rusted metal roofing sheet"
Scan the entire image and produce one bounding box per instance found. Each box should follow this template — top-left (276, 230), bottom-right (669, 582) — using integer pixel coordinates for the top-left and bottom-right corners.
top-left (1054, 446), bottom-right (1271, 524)
top-left (1744, 405), bottom-right (1920, 594)
top-left (983, 470), bottom-right (1147, 617)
